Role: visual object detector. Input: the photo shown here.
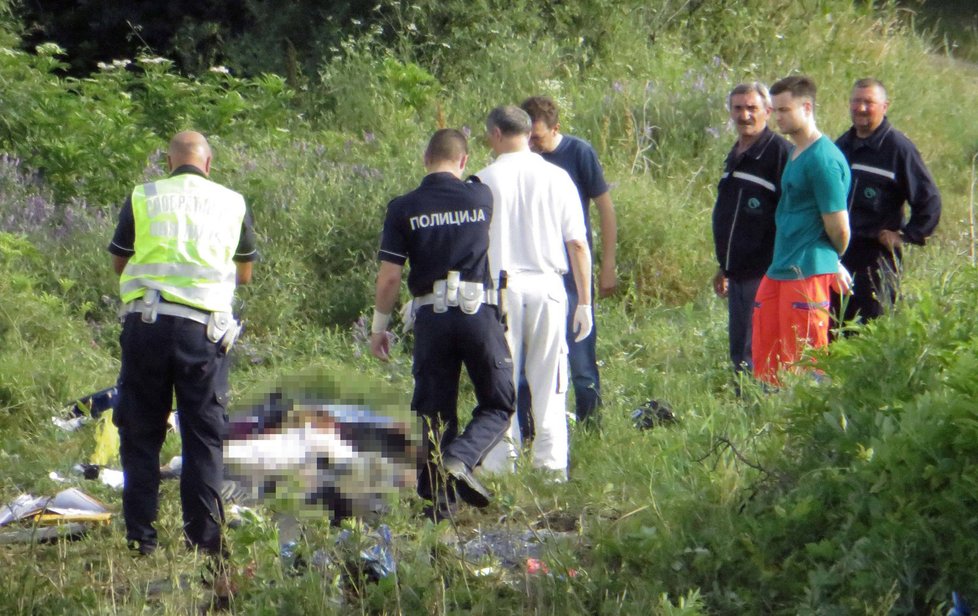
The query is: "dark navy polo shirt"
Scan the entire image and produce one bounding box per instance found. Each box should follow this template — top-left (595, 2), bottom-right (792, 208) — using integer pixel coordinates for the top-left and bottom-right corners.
top-left (541, 135), bottom-right (609, 239)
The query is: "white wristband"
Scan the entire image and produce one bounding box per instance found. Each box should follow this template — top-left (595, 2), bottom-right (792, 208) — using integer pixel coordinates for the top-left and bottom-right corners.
top-left (371, 309), bottom-right (391, 335)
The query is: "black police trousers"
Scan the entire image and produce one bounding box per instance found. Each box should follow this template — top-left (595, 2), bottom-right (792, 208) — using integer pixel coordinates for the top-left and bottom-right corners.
top-left (114, 312), bottom-right (230, 555)
top-left (411, 304), bottom-right (515, 505)
top-left (835, 237), bottom-right (901, 330)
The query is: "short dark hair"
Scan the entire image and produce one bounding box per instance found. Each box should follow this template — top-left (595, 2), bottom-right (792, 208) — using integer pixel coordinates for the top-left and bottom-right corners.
top-left (425, 129), bottom-right (468, 163)
top-left (770, 75), bottom-right (817, 103)
top-left (520, 96), bottom-right (559, 128)
top-left (853, 78), bottom-right (888, 101)
top-left (486, 105), bottom-right (532, 136)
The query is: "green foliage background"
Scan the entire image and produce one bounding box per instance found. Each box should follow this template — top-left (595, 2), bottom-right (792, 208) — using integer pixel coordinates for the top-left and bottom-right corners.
top-left (1, 0), bottom-right (977, 613)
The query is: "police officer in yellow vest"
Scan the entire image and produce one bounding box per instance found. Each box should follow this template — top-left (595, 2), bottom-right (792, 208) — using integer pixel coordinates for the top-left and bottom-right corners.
top-left (108, 131), bottom-right (258, 557)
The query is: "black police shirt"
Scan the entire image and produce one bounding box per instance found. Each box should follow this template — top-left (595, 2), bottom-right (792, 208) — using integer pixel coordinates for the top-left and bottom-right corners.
top-left (378, 172), bottom-right (493, 297)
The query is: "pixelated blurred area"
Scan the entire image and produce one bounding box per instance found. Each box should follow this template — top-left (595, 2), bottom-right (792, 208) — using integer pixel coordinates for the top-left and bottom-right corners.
top-left (224, 369), bottom-right (420, 523)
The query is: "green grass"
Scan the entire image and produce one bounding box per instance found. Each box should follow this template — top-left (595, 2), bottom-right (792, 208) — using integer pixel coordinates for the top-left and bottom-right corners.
top-left (2, 0), bottom-right (978, 613)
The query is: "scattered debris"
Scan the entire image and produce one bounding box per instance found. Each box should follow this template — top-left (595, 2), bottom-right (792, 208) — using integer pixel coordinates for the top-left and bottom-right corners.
top-left (351, 524), bottom-right (396, 580)
top-left (459, 528), bottom-right (579, 573)
top-left (0, 523), bottom-right (89, 545)
top-left (630, 399), bottom-right (677, 430)
top-left (280, 523), bottom-right (397, 582)
top-left (0, 488), bottom-right (111, 544)
top-left (52, 416), bottom-right (88, 432)
top-left (76, 463), bottom-right (101, 480)
top-left (525, 557), bottom-right (577, 578)
top-left (949, 592), bottom-right (972, 616)
top-left (66, 463), bottom-right (124, 489)
top-left (68, 386), bottom-right (117, 419)
top-left (0, 488), bottom-right (110, 527)
top-left (90, 412), bottom-right (120, 467)
top-left (160, 456), bottom-right (182, 479)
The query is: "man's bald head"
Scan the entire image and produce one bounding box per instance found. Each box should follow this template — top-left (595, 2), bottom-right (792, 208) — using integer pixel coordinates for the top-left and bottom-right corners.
top-left (167, 131), bottom-right (212, 175)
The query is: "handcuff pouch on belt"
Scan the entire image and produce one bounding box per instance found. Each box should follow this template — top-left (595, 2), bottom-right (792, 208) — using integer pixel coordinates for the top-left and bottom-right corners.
top-left (457, 281), bottom-right (483, 315)
top-left (139, 289), bottom-right (161, 323)
top-left (431, 271), bottom-right (484, 315)
top-left (207, 311), bottom-right (242, 353)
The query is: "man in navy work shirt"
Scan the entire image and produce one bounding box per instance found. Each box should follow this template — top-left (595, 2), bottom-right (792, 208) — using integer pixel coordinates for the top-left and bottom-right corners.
top-left (370, 128), bottom-right (515, 520)
top-left (108, 131), bottom-right (258, 558)
top-left (834, 78), bottom-right (941, 327)
top-left (518, 95), bottom-right (616, 428)
top-left (711, 82), bottom-right (790, 374)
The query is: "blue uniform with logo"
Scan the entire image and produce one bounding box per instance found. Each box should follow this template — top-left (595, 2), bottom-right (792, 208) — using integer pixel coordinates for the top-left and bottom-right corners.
top-left (835, 117), bottom-right (941, 323)
top-left (711, 128), bottom-right (790, 371)
top-left (378, 172), bottom-right (514, 513)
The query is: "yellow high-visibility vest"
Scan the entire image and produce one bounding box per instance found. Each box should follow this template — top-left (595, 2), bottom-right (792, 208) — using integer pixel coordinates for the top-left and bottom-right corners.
top-left (120, 173), bottom-right (245, 313)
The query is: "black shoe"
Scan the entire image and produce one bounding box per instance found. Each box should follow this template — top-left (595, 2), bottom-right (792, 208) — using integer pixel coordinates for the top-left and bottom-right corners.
top-left (442, 456), bottom-right (491, 508)
top-left (128, 539), bottom-right (157, 556)
top-left (421, 502), bottom-right (457, 522)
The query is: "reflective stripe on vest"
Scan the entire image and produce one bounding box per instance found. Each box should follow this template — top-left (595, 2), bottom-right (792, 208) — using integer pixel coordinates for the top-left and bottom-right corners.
top-left (119, 174), bottom-right (246, 313)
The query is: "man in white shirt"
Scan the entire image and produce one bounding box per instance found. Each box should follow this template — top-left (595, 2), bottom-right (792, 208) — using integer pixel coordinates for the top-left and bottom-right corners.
top-left (476, 105), bottom-right (593, 480)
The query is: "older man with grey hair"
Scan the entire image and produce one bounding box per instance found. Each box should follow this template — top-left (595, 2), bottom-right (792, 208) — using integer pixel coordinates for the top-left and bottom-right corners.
top-left (476, 105), bottom-right (592, 480)
top-left (711, 82), bottom-right (791, 375)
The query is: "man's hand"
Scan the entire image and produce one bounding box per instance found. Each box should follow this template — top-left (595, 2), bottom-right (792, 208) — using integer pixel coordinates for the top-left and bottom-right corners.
top-left (833, 262), bottom-right (853, 295)
top-left (712, 270), bottom-right (729, 298)
top-left (878, 229), bottom-right (903, 252)
top-left (370, 332), bottom-right (391, 361)
top-left (598, 262), bottom-right (617, 298)
top-left (572, 304), bottom-right (593, 343)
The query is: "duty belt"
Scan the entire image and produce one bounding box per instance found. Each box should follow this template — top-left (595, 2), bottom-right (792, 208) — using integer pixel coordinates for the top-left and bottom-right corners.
top-left (121, 289), bottom-right (241, 352)
top-left (413, 288), bottom-right (499, 311)
top-left (122, 293), bottom-right (209, 324)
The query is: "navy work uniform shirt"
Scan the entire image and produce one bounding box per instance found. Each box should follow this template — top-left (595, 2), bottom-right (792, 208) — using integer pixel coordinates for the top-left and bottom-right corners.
top-left (836, 117), bottom-right (941, 267)
top-left (712, 127), bottom-right (791, 281)
top-left (378, 172), bottom-right (493, 296)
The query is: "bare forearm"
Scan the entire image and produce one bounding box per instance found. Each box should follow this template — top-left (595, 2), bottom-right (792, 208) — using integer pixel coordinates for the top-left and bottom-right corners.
top-left (112, 255), bottom-right (129, 276)
top-left (373, 261), bottom-right (403, 314)
top-left (235, 261), bottom-right (253, 285)
top-left (594, 192), bottom-right (617, 268)
top-left (566, 239), bottom-right (592, 305)
top-left (822, 210), bottom-right (851, 256)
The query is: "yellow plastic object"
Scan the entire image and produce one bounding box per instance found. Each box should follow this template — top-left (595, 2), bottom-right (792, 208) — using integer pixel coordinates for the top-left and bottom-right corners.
top-left (33, 513), bottom-right (113, 525)
top-left (90, 409), bottom-right (120, 466)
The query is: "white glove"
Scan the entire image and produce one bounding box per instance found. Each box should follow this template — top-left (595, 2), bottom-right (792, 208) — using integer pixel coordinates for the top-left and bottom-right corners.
top-left (399, 299), bottom-right (416, 333)
top-left (834, 262), bottom-right (853, 295)
top-left (572, 304), bottom-right (593, 343)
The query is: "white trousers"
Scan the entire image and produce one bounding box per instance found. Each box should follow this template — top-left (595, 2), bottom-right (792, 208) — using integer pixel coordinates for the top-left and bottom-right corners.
top-left (481, 272), bottom-right (569, 476)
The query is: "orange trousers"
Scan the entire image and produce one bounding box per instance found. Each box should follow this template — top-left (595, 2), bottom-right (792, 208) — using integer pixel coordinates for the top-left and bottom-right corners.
top-left (751, 274), bottom-right (833, 386)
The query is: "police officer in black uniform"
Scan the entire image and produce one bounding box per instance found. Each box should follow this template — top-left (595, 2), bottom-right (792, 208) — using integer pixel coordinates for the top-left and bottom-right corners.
top-left (712, 82), bottom-right (791, 373)
top-left (834, 78), bottom-right (941, 326)
top-left (108, 131), bottom-right (258, 556)
top-left (370, 128), bottom-right (515, 519)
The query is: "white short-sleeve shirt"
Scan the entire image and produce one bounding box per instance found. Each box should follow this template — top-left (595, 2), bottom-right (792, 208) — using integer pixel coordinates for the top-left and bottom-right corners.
top-left (476, 150), bottom-right (587, 281)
